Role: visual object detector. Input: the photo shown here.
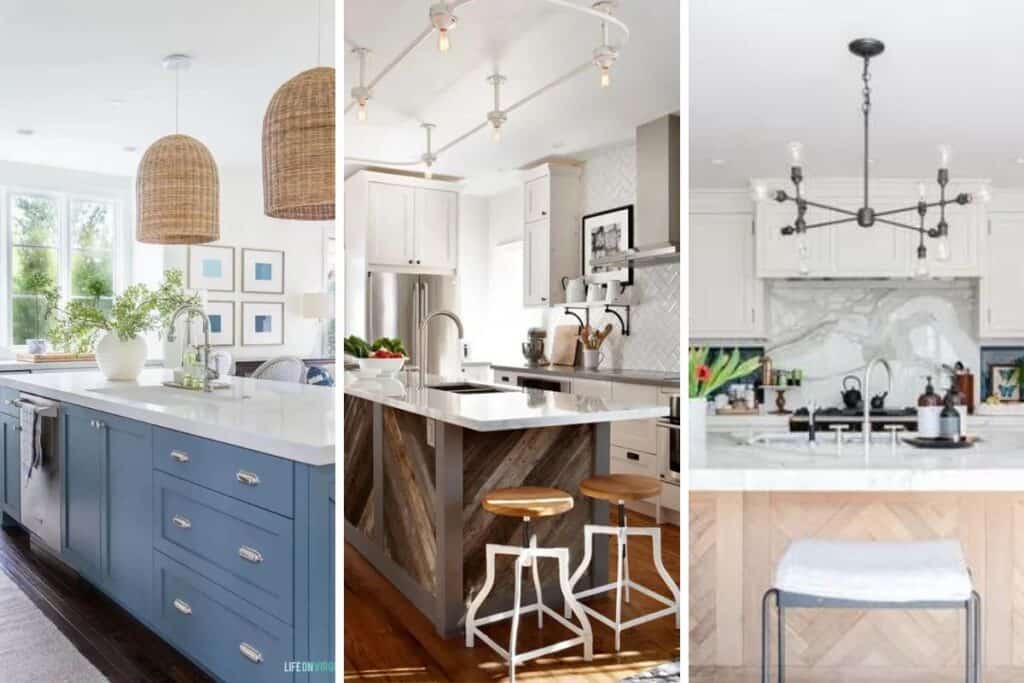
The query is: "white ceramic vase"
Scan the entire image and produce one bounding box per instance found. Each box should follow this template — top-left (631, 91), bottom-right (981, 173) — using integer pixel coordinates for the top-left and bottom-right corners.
top-left (95, 332), bottom-right (147, 381)
top-left (689, 397), bottom-right (707, 454)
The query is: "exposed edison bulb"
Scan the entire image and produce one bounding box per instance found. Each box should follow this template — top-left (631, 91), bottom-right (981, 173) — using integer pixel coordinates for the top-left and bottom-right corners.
top-left (438, 29), bottom-right (450, 53)
top-left (492, 127), bottom-right (501, 143)
top-left (977, 185), bottom-right (992, 202)
top-left (915, 252), bottom-right (930, 279)
top-left (788, 141), bottom-right (804, 166)
top-left (937, 144), bottom-right (953, 170)
top-left (918, 182), bottom-right (927, 202)
top-left (797, 237), bottom-right (810, 275)
top-left (600, 67), bottom-right (611, 88)
top-left (935, 234), bottom-right (950, 261)
top-left (357, 102), bottom-right (367, 122)
top-left (424, 165), bottom-right (433, 180)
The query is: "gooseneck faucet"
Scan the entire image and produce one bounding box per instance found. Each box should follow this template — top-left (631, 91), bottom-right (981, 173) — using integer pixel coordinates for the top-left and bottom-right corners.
top-left (862, 356), bottom-right (893, 455)
top-left (166, 304), bottom-right (215, 393)
top-left (418, 310), bottom-right (464, 387)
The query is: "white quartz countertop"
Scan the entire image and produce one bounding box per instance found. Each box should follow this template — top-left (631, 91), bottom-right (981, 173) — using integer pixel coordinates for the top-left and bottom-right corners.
top-left (343, 372), bottom-right (668, 431)
top-left (691, 429), bottom-right (1024, 491)
top-left (0, 369), bottom-right (334, 466)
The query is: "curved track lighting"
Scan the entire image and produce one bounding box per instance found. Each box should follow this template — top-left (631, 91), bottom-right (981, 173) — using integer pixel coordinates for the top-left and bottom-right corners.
top-left (486, 74), bottom-right (507, 142)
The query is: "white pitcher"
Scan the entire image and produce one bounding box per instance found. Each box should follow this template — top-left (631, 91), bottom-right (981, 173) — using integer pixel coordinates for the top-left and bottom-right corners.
top-left (562, 277), bottom-right (587, 303)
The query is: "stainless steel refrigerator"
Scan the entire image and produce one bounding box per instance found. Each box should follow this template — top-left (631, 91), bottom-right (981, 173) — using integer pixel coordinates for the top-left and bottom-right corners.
top-left (366, 271), bottom-right (459, 376)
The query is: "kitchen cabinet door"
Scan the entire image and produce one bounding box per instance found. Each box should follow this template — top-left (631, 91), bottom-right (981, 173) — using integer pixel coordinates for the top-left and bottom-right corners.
top-left (756, 199), bottom-right (832, 277)
top-left (62, 407), bottom-right (104, 581)
top-left (0, 414), bottom-right (18, 520)
top-left (572, 378), bottom-right (613, 400)
top-left (690, 212), bottom-right (763, 338)
top-left (524, 219), bottom-right (550, 306)
top-left (414, 188), bottom-right (457, 270)
top-left (104, 415), bottom-right (153, 619)
top-left (609, 383), bottom-right (659, 453)
top-left (524, 176), bottom-right (550, 223)
top-left (831, 216), bottom-right (910, 277)
top-left (980, 213), bottom-right (1024, 336)
top-left (367, 182), bottom-right (415, 267)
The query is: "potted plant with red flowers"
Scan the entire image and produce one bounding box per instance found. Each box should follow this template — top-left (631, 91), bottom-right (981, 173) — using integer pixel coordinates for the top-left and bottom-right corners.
top-left (688, 347), bottom-right (762, 450)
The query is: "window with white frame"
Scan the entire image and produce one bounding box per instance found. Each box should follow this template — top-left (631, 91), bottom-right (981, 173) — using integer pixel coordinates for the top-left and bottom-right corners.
top-left (6, 192), bottom-right (119, 346)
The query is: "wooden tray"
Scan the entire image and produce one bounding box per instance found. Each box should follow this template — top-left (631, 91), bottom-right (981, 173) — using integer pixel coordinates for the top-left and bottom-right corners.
top-left (15, 352), bottom-right (95, 363)
top-left (902, 436), bottom-right (979, 449)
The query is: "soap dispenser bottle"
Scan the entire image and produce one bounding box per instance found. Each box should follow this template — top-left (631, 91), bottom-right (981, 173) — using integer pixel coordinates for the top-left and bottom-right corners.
top-left (939, 393), bottom-right (961, 440)
top-left (917, 376), bottom-right (942, 438)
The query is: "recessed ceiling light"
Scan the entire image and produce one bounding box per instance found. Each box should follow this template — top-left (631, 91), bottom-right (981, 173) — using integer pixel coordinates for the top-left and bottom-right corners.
top-left (16, 128), bottom-right (34, 136)
top-left (552, 141), bottom-right (565, 150)
top-left (868, 158), bottom-right (876, 165)
top-left (1016, 157), bottom-right (1024, 165)
top-left (107, 98), bottom-right (126, 107)
top-left (710, 158), bottom-right (726, 166)
top-left (123, 145), bottom-right (137, 153)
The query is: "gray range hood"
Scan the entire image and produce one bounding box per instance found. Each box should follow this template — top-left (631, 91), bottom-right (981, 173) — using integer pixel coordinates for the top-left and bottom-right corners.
top-left (592, 113), bottom-right (679, 268)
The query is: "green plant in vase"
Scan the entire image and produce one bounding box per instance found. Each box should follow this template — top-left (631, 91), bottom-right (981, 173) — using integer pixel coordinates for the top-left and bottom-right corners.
top-left (689, 347), bottom-right (762, 398)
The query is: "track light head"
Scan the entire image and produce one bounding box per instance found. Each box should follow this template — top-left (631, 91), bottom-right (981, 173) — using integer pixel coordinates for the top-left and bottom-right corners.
top-left (430, 2), bottom-right (457, 52)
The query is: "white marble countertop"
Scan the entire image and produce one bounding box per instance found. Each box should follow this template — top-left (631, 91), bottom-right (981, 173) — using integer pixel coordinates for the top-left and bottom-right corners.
top-left (343, 372), bottom-right (668, 432)
top-left (691, 429), bottom-right (1024, 491)
top-left (0, 369), bottom-right (334, 466)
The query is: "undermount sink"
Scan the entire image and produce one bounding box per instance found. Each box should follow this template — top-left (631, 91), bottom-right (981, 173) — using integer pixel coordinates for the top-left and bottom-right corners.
top-left (426, 382), bottom-right (512, 395)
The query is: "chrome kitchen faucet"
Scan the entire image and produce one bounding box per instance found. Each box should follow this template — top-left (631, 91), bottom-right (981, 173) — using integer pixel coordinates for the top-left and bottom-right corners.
top-left (862, 357), bottom-right (893, 456)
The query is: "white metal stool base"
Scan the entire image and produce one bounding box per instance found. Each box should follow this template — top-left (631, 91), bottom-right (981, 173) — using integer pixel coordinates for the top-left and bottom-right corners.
top-left (465, 538), bottom-right (593, 683)
top-left (566, 518), bottom-right (681, 651)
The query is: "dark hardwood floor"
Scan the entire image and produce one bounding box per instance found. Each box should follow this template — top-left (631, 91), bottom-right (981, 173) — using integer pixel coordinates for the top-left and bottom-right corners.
top-left (0, 522), bottom-right (211, 682)
top-left (344, 509), bottom-right (681, 682)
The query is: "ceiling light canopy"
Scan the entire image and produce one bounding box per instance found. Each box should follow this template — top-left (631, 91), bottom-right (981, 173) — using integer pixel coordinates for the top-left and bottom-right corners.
top-left (772, 38), bottom-right (979, 276)
top-left (261, 0), bottom-right (335, 220)
top-left (429, 2), bottom-right (457, 53)
top-left (136, 54), bottom-right (220, 245)
top-left (592, 1), bottom-right (619, 88)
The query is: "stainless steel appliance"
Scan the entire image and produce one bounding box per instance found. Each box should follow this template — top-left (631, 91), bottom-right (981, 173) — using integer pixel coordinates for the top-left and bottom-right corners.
top-left (366, 271), bottom-right (458, 376)
top-left (790, 406), bottom-right (918, 433)
top-left (15, 394), bottom-right (60, 552)
top-left (657, 418), bottom-right (679, 485)
top-left (516, 375), bottom-right (568, 393)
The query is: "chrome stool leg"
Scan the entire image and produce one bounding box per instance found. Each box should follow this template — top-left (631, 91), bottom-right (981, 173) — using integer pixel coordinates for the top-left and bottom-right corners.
top-left (621, 504), bottom-right (631, 604)
top-left (509, 553), bottom-right (525, 683)
top-left (761, 589), bottom-right (777, 683)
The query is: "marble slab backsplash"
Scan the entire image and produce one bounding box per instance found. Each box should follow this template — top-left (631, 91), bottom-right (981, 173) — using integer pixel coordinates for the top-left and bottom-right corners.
top-left (764, 282), bottom-right (980, 408)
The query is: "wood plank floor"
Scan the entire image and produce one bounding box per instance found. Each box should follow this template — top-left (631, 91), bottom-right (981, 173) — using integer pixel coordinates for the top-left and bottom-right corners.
top-left (690, 666), bottom-right (1019, 682)
top-left (0, 522), bottom-right (211, 682)
top-left (344, 509), bottom-right (681, 682)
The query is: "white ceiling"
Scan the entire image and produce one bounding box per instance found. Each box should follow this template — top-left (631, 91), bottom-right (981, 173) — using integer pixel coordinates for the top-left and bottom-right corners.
top-left (691, 0), bottom-right (1024, 188)
top-left (343, 0), bottom-right (680, 195)
top-left (0, 0), bottom-right (335, 177)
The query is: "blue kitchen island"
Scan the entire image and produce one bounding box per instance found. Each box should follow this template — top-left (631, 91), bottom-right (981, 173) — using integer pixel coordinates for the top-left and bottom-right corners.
top-left (0, 369), bottom-right (335, 682)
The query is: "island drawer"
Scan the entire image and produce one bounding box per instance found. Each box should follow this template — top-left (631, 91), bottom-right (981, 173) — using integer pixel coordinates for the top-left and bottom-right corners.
top-left (153, 472), bottom-right (293, 624)
top-left (610, 444), bottom-right (659, 479)
top-left (153, 427), bottom-right (294, 518)
top-left (153, 551), bottom-right (294, 683)
top-left (0, 386), bottom-right (19, 418)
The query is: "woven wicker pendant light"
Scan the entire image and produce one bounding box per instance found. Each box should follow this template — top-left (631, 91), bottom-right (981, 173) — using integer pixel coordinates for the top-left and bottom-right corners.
top-left (261, 0), bottom-right (335, 220)
top-left (136, 54), bottom-right (219, 244)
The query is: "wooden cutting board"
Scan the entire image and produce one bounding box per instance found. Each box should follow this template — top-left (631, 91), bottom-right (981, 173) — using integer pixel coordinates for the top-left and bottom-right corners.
top-left (550, 325), bottom-right (579, 366)
top-left (15, 352), bottom-right (95, 363)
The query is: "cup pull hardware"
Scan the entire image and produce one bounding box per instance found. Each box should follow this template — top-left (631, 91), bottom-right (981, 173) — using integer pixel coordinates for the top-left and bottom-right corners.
top-left (236, 470), bottom-right (260, 487)
top-left (238, 546), bottom-right (263, 564)
top-left (171, 515), bottom-right (192, 530)
top-left (170, 450), bottom-right (190, 463)
top-left (239, 642), bottom-right (263, 664)
top-left (173, 598), bottom-right (192, 615)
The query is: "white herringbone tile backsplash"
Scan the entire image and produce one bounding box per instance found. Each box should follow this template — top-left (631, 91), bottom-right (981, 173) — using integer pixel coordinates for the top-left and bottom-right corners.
top-left (564, 142), bottom-right (680, 373)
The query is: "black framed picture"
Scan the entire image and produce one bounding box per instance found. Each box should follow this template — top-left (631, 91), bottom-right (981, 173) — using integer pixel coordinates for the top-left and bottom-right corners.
top-left (581, 204), bottom-right (634, 285)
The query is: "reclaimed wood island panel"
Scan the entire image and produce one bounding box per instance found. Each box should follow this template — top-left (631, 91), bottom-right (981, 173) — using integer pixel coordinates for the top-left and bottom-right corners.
top-left (343, 379), bottom-right (668, 637)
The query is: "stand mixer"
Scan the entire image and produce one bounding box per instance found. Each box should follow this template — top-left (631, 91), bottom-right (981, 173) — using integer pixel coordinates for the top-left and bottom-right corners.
top-left (521, 327), bottom-right (548, 366)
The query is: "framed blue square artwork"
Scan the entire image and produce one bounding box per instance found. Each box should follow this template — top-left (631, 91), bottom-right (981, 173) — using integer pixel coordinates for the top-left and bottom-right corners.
top-left (204, 301), bottom-right (235, 346)
top-left (188, 245), bottom-right (235, 292)
top-left (242, 302), bottom-right (284, 346)
top-left (254, 263), bottom-right (273, 281)
top-left (242, 248), bottom-right (284, 293)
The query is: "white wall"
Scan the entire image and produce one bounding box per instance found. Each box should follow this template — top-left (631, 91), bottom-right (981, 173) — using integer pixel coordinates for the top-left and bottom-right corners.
top-left (456, 195), bottom-right (490, 357)
top-left (162, 164), bottom-right (333, 363)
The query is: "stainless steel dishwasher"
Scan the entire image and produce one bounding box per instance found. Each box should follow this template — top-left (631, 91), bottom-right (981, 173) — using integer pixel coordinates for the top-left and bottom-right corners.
top-left (16, 394), bottom-right (60, 552)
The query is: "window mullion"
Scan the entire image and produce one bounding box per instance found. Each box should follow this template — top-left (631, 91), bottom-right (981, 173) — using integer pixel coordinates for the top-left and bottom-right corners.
top-left (59, 196), bottom-right (70, 306)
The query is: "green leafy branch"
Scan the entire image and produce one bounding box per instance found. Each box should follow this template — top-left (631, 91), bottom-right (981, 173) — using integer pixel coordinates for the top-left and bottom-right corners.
top-left (689, 347), bottom-right (762, 399)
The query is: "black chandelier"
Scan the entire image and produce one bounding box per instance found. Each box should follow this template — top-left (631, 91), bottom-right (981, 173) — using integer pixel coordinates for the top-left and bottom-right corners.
top-left (773, 38), bottom-right (973, 276)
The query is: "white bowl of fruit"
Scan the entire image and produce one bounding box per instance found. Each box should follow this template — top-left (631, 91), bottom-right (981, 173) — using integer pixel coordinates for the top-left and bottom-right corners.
top-left (346, 336), bottom-right (407, 378)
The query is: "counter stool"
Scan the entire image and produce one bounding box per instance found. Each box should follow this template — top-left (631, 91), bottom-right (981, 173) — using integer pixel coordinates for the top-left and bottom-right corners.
top-left (565, 474), bottom-right (681, 650)
top-left (464, 486), bottom-right (593, 683)
top-left (763, 539), bottom-right (981, 683)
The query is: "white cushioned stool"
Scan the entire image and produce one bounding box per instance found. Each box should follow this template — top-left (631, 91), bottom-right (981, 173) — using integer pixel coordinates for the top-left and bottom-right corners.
top-left (763, 539), bottom-right (981, 683)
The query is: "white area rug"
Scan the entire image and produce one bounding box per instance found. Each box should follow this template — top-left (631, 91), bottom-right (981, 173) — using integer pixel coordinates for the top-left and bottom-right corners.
top-left (0, 567), bottom-right (107, 682)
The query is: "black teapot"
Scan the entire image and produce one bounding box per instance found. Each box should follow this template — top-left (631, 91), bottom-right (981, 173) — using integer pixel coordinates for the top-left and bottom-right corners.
top-left (841, 375), bottom-right (863, 410)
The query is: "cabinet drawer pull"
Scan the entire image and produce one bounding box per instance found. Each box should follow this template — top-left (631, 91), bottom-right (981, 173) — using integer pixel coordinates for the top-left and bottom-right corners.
top-left (170, 450), bottom-right (190, 463)
top-left (236, 470), bottom-right (261, 487)
top-left (626, 452), bottom-right (640, 461)
top-left (239, 642), bottom-right (264, 664)
top-left (238, 546), bottom-right (263, 564)
top-left (171, 515), bottom-right (192, 530)
top-left (173, 598), bottom-right (192, 615)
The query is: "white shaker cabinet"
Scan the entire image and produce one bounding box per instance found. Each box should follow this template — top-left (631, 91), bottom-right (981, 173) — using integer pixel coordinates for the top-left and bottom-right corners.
top-left (364, 178), bottom-right (457, 272)
top-left (980, 213), bottom-right (1024, 337)
top-left (609, 382), bottom-right (660, 453)
top-left (521, 163), bottom-right (582, 308)
top-left (689, 211), bottom-right (763, 339)
top-left (571, 378), bottom-right (613, 400)
top-left (755, 197), bottom-right (833, 277)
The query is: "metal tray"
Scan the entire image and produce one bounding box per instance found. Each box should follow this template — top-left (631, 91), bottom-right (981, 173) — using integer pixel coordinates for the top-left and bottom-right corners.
top-left (902, 436), bottom-right (978, 449)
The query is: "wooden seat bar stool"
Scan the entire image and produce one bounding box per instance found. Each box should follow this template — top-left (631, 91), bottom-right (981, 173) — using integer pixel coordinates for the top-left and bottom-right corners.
top-left (464, 486), bottom-right (593, 683)
top-left (565, 474), bottom-right (680, 650)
